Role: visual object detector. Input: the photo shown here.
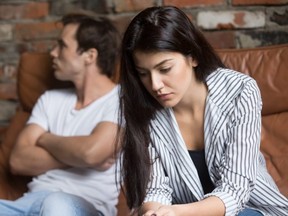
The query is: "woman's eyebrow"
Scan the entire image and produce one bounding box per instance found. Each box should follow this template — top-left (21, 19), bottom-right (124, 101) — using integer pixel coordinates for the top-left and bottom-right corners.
top-left (135, 59), bottom-right (173, 70)
top-left (154, 59), bottom-right (173, 68)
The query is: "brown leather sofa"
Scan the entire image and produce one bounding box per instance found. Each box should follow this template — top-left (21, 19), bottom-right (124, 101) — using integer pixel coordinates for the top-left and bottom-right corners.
top-left (0, 44), bottom-right (287, 215)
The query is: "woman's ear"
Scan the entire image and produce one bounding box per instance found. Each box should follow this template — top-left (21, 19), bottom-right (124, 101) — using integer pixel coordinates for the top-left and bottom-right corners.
top-left (85, 48), bottom-right (98, 65)
top-left (187, 55), bottom-right (198, 67)
top-left (192, 59), bottom-right (198, 67)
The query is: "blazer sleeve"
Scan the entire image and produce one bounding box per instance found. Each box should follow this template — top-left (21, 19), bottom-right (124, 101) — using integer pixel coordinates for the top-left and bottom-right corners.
top-left (143, 134), bottom-right (173, 205)
top-left (205, 79), bottom-right (262, 215)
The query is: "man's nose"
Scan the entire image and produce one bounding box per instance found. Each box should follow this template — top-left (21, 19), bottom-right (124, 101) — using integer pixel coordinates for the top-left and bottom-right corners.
top-left (50, 45), bottom-right (58, 57)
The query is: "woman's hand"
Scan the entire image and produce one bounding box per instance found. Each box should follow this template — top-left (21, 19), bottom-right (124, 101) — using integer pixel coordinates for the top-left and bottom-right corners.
top-left (142, 205), bottom-right (179, 216)
top-left (141, 197), bottom-right (225, 216)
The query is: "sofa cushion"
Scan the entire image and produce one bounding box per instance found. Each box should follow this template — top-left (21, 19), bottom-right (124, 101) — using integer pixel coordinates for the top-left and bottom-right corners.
top-left (217, 44), bottom-right (288, 197)
top-left (261, 113), bottom-right (288, 197)
top-left (217, 44), bottom-right (288, 116)
top-left (17, 52), bottom-right (72, 112)
top-left (0, 110), bottom-right (31, 199)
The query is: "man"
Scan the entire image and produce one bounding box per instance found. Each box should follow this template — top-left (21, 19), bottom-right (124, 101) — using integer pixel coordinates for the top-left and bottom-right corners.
top-left (1, 11), bottom-right (120, 216)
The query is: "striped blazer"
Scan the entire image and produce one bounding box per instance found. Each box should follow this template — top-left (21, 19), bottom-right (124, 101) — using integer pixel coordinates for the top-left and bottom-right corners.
top-left (145, 68), bottom-right (288, 215)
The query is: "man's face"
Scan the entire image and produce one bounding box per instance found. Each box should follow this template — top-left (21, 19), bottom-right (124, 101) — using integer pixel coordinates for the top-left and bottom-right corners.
top-left (50, 23), bottom-right (86, 81)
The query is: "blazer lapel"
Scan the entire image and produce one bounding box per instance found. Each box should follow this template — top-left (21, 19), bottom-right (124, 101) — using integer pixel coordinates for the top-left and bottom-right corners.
top-left (204, 70), bottom-right (243, 178)
top-left (152, 109), bottom-right (204, 200)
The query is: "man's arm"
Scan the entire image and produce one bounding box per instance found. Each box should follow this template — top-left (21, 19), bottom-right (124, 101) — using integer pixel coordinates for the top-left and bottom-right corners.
top-left (9, 123), bottom-right (68, 176)
top-left (37, 121), bottom-right (119, 169)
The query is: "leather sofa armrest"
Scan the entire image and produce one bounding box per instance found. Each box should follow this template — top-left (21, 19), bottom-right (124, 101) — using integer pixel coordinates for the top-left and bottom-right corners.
top-left (0, 109), bottom-right (31, 200)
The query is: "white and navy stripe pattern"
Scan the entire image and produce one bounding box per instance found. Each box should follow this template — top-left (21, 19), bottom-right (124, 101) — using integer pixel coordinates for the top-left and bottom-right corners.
top-left (144, 68), bottom-right (288, 215)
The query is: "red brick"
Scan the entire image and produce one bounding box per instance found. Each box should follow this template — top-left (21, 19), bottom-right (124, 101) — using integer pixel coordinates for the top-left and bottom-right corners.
top-left (197, 11), bottom-right (265, 29)
top-left (114, 0), bottom-right (155, 12)
top-left (0, 82), bottom-right (17, 100)
top-left (29, 40), bottom-right (56, 53)
top-left (0, 64), bottom-right (17, 82)
top-left (0, 125), bottom-right (8, 142)
top-left (269, 8), bottom-right (288, 26)
top-left (0, 43), bottom-right (28, 55)
top-left (111, 10), bottom-right (194, 35)
top-left (232, 0), bottom-right (288, 5)
top-left (238, 30), bottom-right (288, 48)
top-left (0, 67), bottom-right (3, 79)
top-left (164, 0), bottom-right (224, 7)
top-left (234, 12), bottom-right (246, 26)
top-left (111, 15), bottom-right (134, 35)
top-left (0, 24), bottom-right (13, 41)
top-left (0, 2), bottom-right (49, 20)
top-left (14, 22), bottom-right (61, 41)
top-left (203, 31), bottom-right (236, 49)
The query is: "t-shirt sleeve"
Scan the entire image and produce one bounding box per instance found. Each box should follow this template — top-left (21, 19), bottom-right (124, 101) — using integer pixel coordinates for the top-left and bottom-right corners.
top-left (100, 96), bottom-right (119, 124)
top-left (27, 91), bottom-right (49, 131)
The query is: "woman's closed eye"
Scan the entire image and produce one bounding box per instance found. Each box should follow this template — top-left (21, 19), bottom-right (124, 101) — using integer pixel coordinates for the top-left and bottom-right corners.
top-left (159, 67), bottom-right (171, 73)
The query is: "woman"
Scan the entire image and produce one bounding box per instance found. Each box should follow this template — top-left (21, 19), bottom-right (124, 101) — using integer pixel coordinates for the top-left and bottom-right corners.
top-left (118, 6), bottom-right (288, 216)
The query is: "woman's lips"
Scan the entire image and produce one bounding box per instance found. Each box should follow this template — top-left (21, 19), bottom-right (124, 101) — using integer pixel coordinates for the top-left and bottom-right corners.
top-left (157, 93), bottom-right (172, 100)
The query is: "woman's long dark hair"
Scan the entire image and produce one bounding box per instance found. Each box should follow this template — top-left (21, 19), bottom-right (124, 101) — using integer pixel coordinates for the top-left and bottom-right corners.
top-left (118, 6), bottom-right (225, 210)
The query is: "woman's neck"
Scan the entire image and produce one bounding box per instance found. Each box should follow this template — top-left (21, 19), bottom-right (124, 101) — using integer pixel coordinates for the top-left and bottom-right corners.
top-left (173, 80), bottom-right (208, 116)
top-left (172, 80), bottom-right (208, 150)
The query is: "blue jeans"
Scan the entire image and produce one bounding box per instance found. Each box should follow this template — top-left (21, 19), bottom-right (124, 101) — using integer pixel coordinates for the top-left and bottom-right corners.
top-left (238, 208), bottom-right (263, 216)
top-left (0, 191), bottom-right (104, 216)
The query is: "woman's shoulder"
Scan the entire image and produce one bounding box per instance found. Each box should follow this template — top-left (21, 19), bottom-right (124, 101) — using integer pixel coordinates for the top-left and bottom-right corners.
top-left (206, 68), bottom-right (258, 92)
top-left (207, 68), bottom-right (254, 85)
top-left (206, 68), bottom-right (261, 106)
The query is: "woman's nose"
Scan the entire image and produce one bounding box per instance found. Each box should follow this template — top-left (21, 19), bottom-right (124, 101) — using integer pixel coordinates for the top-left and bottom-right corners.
top-left (151, 73), bottom-right (164, 92)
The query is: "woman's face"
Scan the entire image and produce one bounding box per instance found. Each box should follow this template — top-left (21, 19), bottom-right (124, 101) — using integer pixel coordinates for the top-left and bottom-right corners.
top-left (133, 51), bottom-right (198, 108)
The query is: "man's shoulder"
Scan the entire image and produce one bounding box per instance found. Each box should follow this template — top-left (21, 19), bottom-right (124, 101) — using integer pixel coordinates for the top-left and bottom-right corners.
top-left (98, 85), bottom-right (120, 104)
top-left (40, 88), bottom-right (75, 99)
top-left (106, 85), bottom-right (120, 97)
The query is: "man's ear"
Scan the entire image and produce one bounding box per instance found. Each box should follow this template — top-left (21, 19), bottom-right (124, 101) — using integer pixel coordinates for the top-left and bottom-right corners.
top-left (85, 48), bottom-right (98, 65)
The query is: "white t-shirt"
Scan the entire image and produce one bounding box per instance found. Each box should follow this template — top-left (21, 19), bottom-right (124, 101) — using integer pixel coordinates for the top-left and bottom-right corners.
top-left (27, 85), bottom-right (120, 216)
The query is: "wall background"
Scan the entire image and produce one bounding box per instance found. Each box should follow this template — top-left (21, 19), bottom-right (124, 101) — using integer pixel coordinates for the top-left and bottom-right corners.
top-left (0, 0), bottom-right (288, 137)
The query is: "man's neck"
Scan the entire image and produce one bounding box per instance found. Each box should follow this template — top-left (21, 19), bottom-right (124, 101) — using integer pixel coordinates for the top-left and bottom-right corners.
top-left (74, 71), bottom-right (116, 110)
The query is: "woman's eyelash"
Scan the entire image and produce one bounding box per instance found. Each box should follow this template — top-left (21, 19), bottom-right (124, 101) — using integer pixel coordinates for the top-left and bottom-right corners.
top-left (160, 68), bottom-right (170, 73)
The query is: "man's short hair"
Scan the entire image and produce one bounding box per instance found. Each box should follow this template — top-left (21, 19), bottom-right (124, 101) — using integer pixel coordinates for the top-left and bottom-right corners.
top-left (61, 11), bottom-right (120, 78)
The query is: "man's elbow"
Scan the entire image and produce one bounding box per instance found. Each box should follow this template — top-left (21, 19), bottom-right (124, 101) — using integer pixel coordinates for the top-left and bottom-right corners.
top-left (82, 151), bottom-right (102, 167)
top-left (82, 149), bottom-right (115, 171)
top-left (94, 159), bottom-right (116, 171)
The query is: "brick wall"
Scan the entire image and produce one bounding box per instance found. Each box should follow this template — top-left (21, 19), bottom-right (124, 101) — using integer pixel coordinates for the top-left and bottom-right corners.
top-left (0, 0), bottom-right (288, 133)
